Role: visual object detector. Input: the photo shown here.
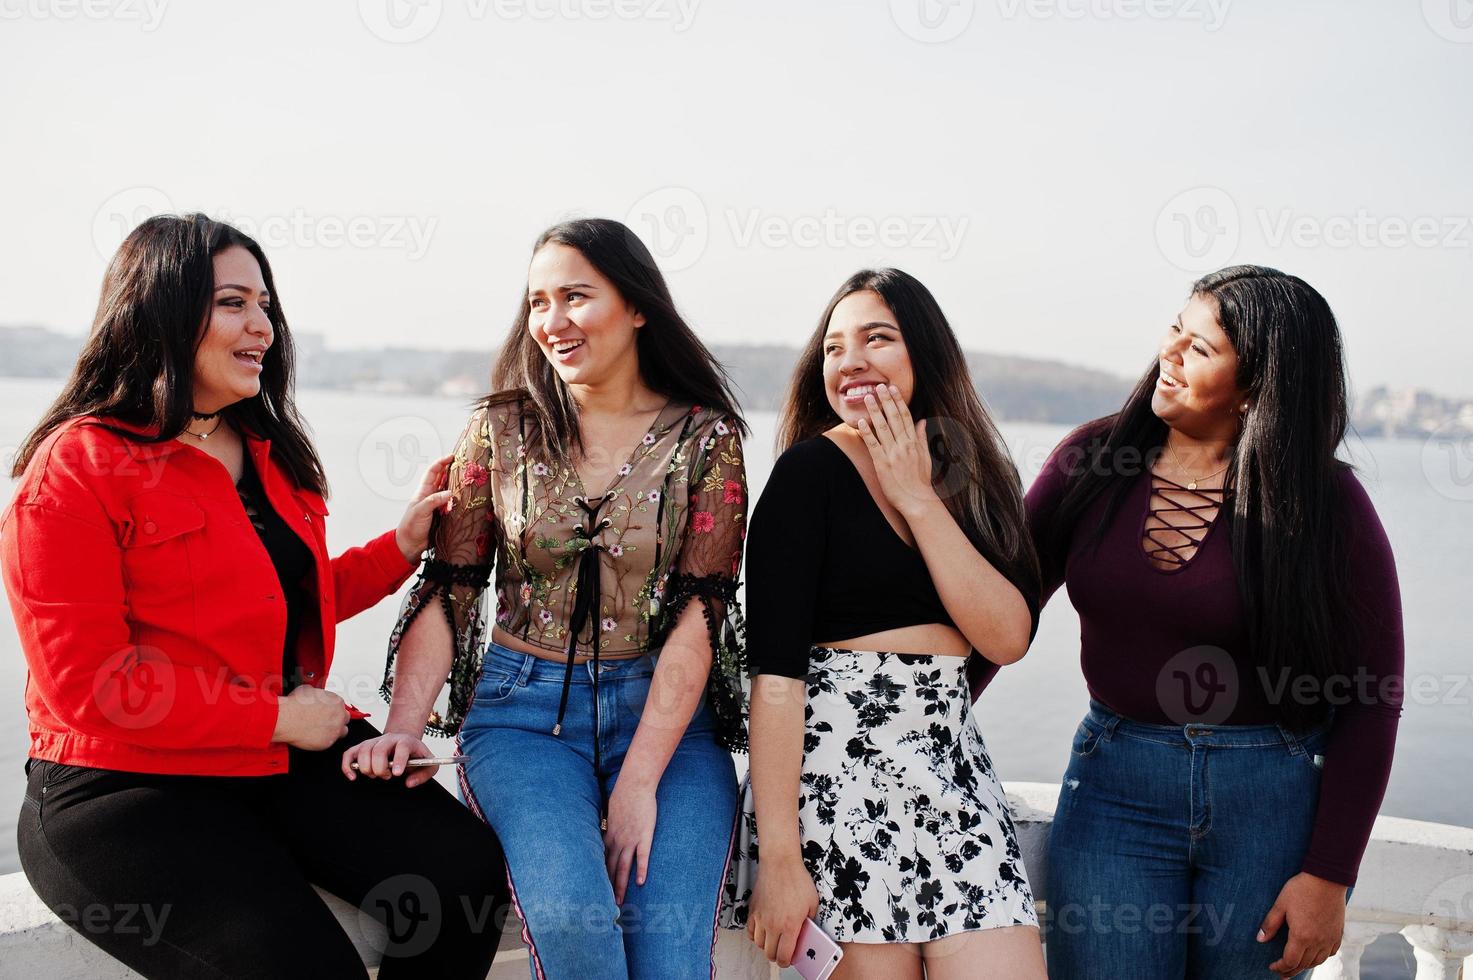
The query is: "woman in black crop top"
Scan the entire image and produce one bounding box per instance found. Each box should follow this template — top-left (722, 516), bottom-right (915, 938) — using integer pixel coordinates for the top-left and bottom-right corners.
top-left (727, 269), bottom-right (1046, 978)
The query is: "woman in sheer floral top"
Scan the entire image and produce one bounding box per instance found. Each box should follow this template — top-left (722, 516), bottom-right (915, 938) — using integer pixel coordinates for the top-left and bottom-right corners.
top-left (345, 218), bottom-right (749, 978)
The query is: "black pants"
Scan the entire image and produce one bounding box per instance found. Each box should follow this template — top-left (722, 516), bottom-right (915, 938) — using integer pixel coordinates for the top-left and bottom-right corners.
top-left (17, 721), bottom-right (510, 980)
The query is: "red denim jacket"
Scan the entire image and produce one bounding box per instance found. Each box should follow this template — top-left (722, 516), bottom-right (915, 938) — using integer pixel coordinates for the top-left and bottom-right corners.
top-left (1, 416), bottom-right (417, 776)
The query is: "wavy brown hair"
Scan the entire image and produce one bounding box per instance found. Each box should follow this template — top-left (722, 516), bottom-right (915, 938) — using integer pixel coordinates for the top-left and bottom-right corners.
top-left (488, 218), bottom-right (745, 458)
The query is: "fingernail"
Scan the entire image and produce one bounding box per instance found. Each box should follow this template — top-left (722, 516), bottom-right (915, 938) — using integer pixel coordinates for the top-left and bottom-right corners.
top-left (1257, 929), bottom-right (1266, 941)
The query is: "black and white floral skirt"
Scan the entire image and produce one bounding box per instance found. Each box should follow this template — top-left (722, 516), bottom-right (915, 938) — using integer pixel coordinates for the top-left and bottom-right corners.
top-left (724, 647), bottom-right (1037, 944)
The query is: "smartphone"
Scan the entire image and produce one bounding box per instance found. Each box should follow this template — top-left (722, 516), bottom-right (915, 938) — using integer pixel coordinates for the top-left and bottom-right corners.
top-left (349, 755), bottom-right (469, 771)
top-left (406, 756), bottom-right (469, 767)
top-left (791, 918), bottom-right (843, 980)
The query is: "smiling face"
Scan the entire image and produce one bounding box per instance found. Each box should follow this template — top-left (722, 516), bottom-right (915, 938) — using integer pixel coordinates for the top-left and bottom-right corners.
top-left (526, 242), bottom-right (645, 388)
top-left (822, 289), bottom-right (917, 428)
top-left (1151, 292), bottom-right (1249, 437)
top-left (192, 245), bottom-right (273, 414)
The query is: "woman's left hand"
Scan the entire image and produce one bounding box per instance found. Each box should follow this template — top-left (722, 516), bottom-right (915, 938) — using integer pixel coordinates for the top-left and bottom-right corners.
top-left (604, 780), bottom-right (658, 906)
top-left (394, 453), bottom-right (455, 562)
top-left (857, 384), bottom-right (940, 520)
top-left (1258, 871), bottom-right (1348, 977)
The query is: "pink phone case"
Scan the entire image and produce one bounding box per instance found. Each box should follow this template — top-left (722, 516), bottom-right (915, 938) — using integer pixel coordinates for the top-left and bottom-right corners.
top-left (792, 918), bottom-right (843, 980)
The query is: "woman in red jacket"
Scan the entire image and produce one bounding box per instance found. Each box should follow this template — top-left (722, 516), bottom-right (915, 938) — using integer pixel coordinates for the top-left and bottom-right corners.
top-left (2, 214), bottom-right (509, 979)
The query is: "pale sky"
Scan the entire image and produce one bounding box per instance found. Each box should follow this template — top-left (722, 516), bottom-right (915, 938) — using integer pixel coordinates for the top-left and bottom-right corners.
top-left (2, 0), bottom-right (1470, 396)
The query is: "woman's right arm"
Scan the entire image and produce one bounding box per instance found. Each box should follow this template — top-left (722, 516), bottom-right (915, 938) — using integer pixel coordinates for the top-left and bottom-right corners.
top-left (744, 445), bottom-right (825, 968)
top-left (344, 407), bottom-right (498, 787)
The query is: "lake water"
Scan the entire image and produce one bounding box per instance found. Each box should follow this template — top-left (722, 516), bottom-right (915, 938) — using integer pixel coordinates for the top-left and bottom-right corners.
top-left (2, 377), bottom-right (1466, 977)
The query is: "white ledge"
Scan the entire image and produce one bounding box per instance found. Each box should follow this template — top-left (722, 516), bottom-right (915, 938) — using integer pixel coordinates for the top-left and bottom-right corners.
top-left (2, 781), bottom-right (1470, 978)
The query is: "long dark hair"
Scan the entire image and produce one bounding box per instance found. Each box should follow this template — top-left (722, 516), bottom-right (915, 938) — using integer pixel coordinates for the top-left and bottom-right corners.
top-left (12, 213), bottom-right (326, 494)
top-left (777, 268), bottom-right (1040, 608)
top-left (489, 218), bottom-right (745, 458)
top-left (1050, 264), bottom-right (1352, 729)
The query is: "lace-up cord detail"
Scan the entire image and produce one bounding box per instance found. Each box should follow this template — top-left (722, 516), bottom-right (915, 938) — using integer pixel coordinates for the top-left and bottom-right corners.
top-left (556, 489), bottom-right (617, 826)
top-left (1142, 472), bottom-right (1226, 570)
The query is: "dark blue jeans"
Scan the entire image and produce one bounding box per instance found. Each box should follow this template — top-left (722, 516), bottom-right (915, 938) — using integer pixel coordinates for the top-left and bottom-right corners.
top-left (1045, 700), bottom-right (1337, 979)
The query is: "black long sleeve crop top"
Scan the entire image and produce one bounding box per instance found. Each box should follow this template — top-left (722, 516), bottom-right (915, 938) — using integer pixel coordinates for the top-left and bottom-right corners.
top-left (746, 434), bottom-right (967, 679)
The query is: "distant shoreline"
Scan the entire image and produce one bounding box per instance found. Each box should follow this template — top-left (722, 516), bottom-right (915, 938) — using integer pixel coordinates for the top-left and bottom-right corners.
top-left (2, 327), bottom-right (1468, 440)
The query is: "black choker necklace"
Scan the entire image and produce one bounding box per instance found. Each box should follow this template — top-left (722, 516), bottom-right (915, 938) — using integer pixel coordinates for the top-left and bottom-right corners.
top-left (191, 410), bottom-right (220, 421)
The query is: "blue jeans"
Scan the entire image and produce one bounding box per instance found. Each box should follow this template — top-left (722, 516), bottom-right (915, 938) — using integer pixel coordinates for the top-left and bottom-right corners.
top-left (1045, 700), bottom-right (1338, 979)
top-left (457, 641), bottom-right (739, 980)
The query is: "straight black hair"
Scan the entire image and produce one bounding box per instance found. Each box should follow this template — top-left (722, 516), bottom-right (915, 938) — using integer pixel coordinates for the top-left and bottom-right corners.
top-left (1048, 264), bottom-right (1353, 730)
top-left (777, 268), bottom-right (1040, 614)
top-left (13, 213), bottom-right (325, 494)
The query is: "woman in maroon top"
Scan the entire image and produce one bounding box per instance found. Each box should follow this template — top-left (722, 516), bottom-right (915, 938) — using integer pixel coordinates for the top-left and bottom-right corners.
top-left (1005, 265), bottom-right (1402, 979)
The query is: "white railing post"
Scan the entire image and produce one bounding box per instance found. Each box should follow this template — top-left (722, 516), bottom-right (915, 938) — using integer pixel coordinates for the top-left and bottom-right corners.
top-left (1401, 924), bottom-right (1473, 980)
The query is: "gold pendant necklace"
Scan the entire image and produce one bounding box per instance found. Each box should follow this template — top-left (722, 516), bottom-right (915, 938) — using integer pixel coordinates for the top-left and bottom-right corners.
top-left (1166, 440), bottom-right (1228, 491)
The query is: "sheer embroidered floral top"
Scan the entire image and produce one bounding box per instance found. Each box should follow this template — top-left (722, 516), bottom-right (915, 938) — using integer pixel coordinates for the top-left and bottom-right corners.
top-left (382, 395), bottom-right (749, 751)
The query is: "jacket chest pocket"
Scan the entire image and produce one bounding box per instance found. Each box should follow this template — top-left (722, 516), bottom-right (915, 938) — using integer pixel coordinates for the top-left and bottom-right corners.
top-left (120, 492), bottom-right (207, 615)
top-left (292, 489), bottom-right (329, 549)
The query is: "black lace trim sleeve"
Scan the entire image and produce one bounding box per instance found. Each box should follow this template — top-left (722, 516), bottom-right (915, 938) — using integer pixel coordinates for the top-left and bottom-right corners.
top-left (658, 570), bottom-right (749, 754)
top-left (380, 556), bottom-right (493, 737)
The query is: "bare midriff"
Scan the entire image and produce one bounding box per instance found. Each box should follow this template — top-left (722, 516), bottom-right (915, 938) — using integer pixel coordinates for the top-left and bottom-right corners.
top-left (491, 626), bottom-right (650, 664)
top-left (814, 622), bottom-right (971, 658)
